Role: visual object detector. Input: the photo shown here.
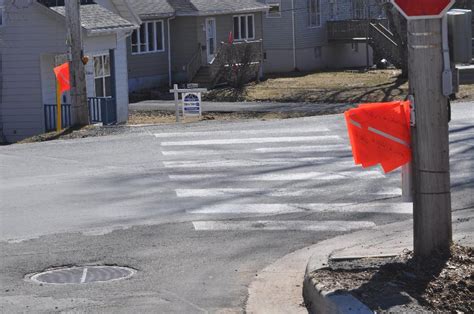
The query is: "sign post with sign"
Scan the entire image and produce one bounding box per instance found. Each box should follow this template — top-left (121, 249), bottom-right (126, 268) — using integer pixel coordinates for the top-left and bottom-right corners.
top-left (390, 0), bottom-right (455, 259)
top-left (170, 84), bottom-right (207, 122)
top-left (183, 93), bottom-right (202, 117)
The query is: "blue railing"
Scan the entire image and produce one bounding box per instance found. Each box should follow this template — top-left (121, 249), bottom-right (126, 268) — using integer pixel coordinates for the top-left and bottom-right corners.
top-left (44, 103), bottom-right (72, 131)
top-left (44, 97), bottom-right (116, 131)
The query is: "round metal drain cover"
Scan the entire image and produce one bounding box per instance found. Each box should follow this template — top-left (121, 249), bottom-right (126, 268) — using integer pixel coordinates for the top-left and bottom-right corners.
top-left (30, 266), bottom-right (135, 284)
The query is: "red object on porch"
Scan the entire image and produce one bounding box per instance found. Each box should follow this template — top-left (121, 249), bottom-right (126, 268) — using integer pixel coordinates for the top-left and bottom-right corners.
top-left (228, 31), bottom-right (234, 44)
top-left (344, 101), bottom-right (411, 173)
top-left (53, 62), bottom-right (70, 94)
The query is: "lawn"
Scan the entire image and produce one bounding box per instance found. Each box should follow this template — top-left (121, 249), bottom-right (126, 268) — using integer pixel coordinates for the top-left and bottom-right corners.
top-left (205, 69), bottom-right (474, 103)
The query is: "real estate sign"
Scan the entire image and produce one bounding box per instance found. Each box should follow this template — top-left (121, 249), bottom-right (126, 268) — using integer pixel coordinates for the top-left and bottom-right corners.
top-left (183, 92), bottom-right (202, 117)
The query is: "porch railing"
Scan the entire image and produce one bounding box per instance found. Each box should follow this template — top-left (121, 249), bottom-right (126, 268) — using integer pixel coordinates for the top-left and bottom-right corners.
top-left (185, 43), bottom-right (202, 82)
top-left (327, 19), bottom-right (388, 42)
top-left (44, 97), bottom-right (116, 132)
top-left (44, 103), bottom-right (72, 131)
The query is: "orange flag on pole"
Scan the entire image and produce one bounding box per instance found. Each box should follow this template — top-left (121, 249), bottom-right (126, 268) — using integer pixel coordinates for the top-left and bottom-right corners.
top-left (53, 62), bottom-right (70, 94)
top-left (344, 101), bottom-right (411, 173)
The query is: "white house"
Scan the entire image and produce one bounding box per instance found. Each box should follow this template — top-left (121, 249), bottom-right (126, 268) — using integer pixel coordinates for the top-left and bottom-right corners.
top-left (0, 0), bottom-right (138, 143)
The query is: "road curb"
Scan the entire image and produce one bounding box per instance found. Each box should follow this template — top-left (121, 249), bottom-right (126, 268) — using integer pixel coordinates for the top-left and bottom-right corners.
top-left (303, 275), bottom-right (372, 314)
top-left (302, 208), bottom-right (474, 314)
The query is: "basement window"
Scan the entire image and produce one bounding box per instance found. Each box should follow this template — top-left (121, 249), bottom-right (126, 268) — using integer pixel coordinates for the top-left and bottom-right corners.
top-left (131, 21), bottom-right (164, 54)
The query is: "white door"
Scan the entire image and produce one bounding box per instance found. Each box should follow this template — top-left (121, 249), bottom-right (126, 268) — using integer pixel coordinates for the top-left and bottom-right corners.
top-left (206, 18), bottom-right (216, 64)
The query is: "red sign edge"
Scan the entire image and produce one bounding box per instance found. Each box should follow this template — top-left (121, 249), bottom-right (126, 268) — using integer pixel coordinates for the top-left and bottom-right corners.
top-left (390, 0), bottom-right (456, 20)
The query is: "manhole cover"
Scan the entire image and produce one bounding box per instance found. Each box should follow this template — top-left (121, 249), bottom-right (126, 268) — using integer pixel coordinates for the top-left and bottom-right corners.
top-left (29, 266), bottom-right (135, 284)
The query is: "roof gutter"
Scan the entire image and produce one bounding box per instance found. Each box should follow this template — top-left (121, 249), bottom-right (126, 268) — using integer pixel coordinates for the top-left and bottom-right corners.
top-left (175, 7), bottom-right (269, 17)
top-left (87, 25), bottom-right (138, 36)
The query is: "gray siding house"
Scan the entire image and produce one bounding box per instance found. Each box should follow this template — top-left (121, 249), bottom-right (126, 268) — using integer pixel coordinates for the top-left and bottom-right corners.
top-left (259, 0), bottom-right (384, 73)
top-left (118, 0), bottom-right (268, 91)
top-left (0, 0), bottom-right (138, 143)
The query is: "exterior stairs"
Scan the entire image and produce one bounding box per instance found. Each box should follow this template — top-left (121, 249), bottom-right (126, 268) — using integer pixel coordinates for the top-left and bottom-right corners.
top-left (368, 22), bottom-right (403, 69)
top-left (191, 66), bottom-right (213, 88)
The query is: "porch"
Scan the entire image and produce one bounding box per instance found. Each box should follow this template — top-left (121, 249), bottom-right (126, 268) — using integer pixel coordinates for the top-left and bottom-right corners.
top-left (185, 39), bottom-right (264, 87)
top-left (44, 97), bottom-right (116, 131)
top-left (326, 19), bottom-right (403, 69)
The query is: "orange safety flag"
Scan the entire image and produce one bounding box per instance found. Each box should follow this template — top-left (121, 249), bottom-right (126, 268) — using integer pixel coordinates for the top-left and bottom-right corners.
top-left (344, 100), bottom-right (411, 173)
top-left (53, 62), bottom-right (70, 94)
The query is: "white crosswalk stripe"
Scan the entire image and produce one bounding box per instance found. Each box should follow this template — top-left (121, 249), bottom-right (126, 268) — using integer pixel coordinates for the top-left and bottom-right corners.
top-left (170, 171), bottom-right (384, 181)
top-left (163, 158), bottom-right (356, 169)
top-left (187, 203), bottom-right (412, 215)
top-left (161, 135), bottom-right (341, 146)
top-left (156, 124), bottom-right (407, 232)
top-left (192, 220), bottom-right (376, 232)
top-left (153, 126), bottom-right (330, 138)
top-left (176, 188), bottom-right (401, 198)
top-left (162, 144), bottom-right (351, 156)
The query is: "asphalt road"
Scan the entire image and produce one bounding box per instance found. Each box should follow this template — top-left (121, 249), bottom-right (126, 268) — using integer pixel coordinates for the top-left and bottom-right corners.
top-left (0, 102), bottom-right (472, 313)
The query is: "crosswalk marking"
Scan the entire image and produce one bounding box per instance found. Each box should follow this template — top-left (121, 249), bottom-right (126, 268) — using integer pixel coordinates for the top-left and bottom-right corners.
top-left (187, 203), bottom-right (412, 215)
top-left (192, 220), bottom-right (376, 232)
top-left (161, 136), bottom-right (341, 146)
top-left (154, 122), bottom-right (412, 234)
top-left (255, 144), bottom-right (350, 153)
top-left (161, 144), bottom-right (351, 156)
top-left (153, 127), bottom-right (330, 138)
top-left (163, 158), bottom-right (356, 168)
top-left (169, 171), bottom-right (383, 181)
top-left (176, 188), bottom-right (401, 198)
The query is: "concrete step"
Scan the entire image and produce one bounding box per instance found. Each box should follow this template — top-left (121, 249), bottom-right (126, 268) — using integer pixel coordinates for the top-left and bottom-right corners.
top-left (457, 64), bottom-right (474, 84)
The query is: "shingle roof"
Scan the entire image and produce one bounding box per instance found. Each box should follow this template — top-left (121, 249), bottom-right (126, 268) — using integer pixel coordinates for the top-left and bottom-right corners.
top-left (51, 4), bottom-right (136, 31)
top-left (180, 0), bottom-right (268, 16)
top-left (128, 0), bottom-right (268, 18)
top-left (126, 0), bottom-right (175, 19)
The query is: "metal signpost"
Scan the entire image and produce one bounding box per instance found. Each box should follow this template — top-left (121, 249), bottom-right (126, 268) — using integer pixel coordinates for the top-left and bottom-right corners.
top-left (391, 0), bottom-right (455, 258)
top-left (170, 84), bottom-right (207, 122)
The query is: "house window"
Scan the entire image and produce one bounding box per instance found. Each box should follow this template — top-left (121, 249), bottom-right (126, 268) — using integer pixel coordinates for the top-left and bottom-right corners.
top-left (329, 0), bottom-right (337, 20)
top-left (131, 21), bottom-right (164, 54)
top-left (266, 1), bottom-right (281, 18)
top-left (233, 15), bottom-right (254, 40)
top-left (308, 0), bottom-right (321, 27)
top-left (353, 0), bottom-right (366, 19)
top-left (0, 7), bottom-right (4, 27)
top-left (94, 55), bottom-right (112, 97)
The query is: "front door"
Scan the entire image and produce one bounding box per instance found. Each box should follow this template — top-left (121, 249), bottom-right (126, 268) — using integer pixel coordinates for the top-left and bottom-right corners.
top-left (206, 18), bottom-right (216, 64)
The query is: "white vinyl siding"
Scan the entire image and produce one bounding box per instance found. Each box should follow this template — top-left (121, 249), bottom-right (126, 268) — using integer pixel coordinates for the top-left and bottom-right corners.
top-left (131, 20), bottom-right (164, 54)
top-left (233, 14), bottom-right (254, 40)
top-left (308, 0), bottom-right (321, 28)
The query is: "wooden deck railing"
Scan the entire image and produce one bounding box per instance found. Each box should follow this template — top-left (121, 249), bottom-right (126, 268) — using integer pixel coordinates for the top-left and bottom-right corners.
top-left (327, 19), bottom-right (388, 42)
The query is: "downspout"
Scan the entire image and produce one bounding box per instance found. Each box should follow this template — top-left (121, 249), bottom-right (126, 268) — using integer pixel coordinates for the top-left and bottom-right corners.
top-left (291, 0), bottom-right (296, 70)
top-left (168, 16), bottom-right (175, 87)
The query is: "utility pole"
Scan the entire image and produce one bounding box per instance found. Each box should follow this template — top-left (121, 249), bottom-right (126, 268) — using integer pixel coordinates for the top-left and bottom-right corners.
top-left (65, 0), bottom-right (89, 126)
top-left (407, 18), bottom-right (452, 258)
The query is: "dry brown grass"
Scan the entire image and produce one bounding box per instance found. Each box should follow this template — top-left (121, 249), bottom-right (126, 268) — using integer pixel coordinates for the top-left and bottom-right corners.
top-left (206, 69), bottom-right (474, 103)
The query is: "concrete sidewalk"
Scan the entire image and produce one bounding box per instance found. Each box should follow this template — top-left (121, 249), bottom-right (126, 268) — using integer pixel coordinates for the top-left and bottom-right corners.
top-left (303, 207), bottom-right (474, 314)
top-left (129, 100), bottom-right (354, 114)
top-left (245, 206), bottom-right (473, 314)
